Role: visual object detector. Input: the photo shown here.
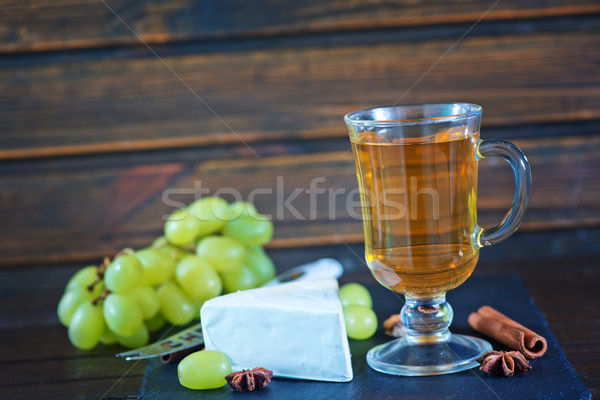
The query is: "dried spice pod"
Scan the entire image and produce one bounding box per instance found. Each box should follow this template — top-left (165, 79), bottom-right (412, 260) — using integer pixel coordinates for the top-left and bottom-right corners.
top-left (477, 350), bottom-right (532, 376)
top-left (225, 367), bottom-right (273, 391)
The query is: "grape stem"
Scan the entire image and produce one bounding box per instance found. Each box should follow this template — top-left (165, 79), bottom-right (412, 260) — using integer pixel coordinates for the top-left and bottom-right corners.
top-left (92, 288), bottom-right (111, 306)
top-left (86, 278), bottom-right (103, 292)
top-left (87, 257), bottom-right (110, 293)
top-left (99, 256), bottom-right (110, 273)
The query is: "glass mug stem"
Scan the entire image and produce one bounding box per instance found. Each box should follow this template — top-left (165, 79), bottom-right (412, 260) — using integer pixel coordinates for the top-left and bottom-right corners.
top-left (401, 295), bottom-right (452, 344)
top-left (474, 139), bottom-right (532, 247)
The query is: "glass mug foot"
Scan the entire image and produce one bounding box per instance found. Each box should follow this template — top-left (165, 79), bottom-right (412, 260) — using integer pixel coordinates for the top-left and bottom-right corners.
top-left (367, 295), bottom-right (491, 376)
top-left (367, 334), bottom-right (492, 376)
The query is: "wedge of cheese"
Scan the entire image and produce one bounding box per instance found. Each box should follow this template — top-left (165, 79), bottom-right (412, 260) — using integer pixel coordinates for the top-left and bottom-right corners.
top-left (201, 279), bottom-right (353, 382)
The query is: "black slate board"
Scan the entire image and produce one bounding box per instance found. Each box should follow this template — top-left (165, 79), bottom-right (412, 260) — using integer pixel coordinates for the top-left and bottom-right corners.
top-left (138, 274), bottom-right (591, 400)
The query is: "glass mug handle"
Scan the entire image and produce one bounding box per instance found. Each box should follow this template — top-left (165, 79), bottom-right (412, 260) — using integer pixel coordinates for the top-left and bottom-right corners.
top-left (475, 139), bottom-right (532, 247)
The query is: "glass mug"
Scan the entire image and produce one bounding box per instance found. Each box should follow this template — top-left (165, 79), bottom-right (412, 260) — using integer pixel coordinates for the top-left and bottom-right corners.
top-left (345, 103), bottom-right (531, 376)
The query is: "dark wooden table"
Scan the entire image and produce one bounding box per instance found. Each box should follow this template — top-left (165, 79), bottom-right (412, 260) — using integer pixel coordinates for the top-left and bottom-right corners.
top-left (1, 236), bottom-right (598, 399)
top-left (1, 0), bottom-right (599, 398)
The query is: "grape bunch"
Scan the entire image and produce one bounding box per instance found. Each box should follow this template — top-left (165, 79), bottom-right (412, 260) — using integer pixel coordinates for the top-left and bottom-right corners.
top-left (57, 197), bottom-right (276, 350)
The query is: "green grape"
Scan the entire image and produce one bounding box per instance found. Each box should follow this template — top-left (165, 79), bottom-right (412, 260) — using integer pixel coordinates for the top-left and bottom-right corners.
top-left (57, 286), bottom-right (95, 326)
top-left (156, 281), bottom-right (195, 326)
top-left (104, 255), bottom-right (144, 294)
top-left (196, 236), bottom-right (246, 275)
top-left (192, 300), bottom-right (203, 320)
top-left (125, 285), bottom-right (160, 319)
top-left (178, 350), bottom-right (232, 390)
top-left (245, 246), bottom-right (276, 286)
top-left (152, 236), bottom-right (169, 248)
top-left (145, 312), bottom-right (166, 332)
top-left (163, 246), bottom-right (192, 262)
top-left (222, 264), bottom-right (259, 293)
top-left (164, 208), bottom-right (203, 246)
top-left (339, 283), bottom-right (373, 308)
top-left (99, 328), bottom-right (117, 345)
top-left (152, 237), bottom-right (189, 260)
top-left (343, 305), bottom-right (378, 340)
top-left (103, 293), bottom-right (143, 337)
top-left (175, 255), bottom-right (222, 301)
top-left (65, 265), bottom-right (100, 294)
top-left (68, 302), bottom-right (105, 350)
top-left (224, 201), bottom-right (266, 220)
top-left (188, 196), bottom-right (229, 236)
top-left (135, 248), bottom-right (176, 285)
top-left (223, 216), bottom-right (273, 248)
top-left (115, 324), bottom-right (149, 349)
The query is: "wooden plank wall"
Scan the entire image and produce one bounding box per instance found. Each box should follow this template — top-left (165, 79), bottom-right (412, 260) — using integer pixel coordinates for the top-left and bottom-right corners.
top-left (1, 0), bottom-right (599, 267)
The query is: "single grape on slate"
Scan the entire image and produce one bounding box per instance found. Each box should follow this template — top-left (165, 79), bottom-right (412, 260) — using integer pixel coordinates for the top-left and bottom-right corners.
top-left (178, 350), bottom-right (232, 390)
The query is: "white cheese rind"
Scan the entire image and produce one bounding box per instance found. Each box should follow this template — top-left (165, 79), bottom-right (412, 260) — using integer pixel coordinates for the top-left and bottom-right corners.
top-left (201, 279), bottom-right (353, 382)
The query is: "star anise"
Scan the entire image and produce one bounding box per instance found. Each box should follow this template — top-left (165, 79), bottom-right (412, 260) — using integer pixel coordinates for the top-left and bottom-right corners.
top-left (477, 350), bottom-right (532, 376)
top-left (225, 367), bottom-right (273, 391)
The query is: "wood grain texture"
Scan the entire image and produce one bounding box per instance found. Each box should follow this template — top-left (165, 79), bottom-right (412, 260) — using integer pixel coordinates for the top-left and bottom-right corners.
top-left (196, 134), bottom-right (600, 233)
top-left (1, 0), bottom-right (597, 397)
top-left (1, 135), bottom-right (598, 266)
top-left (1, 28), bottom-right (599, 159)
top-left (0, 355), bottom-right (145, 388)
top-left (0, 375), bottom-right (141, 400)
top-left (1, 0), bottom-right (600, 53)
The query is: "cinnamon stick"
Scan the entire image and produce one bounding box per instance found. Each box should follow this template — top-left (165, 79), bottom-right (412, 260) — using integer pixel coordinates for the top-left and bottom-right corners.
top-left (468, 306), bottom-right (547, 358)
